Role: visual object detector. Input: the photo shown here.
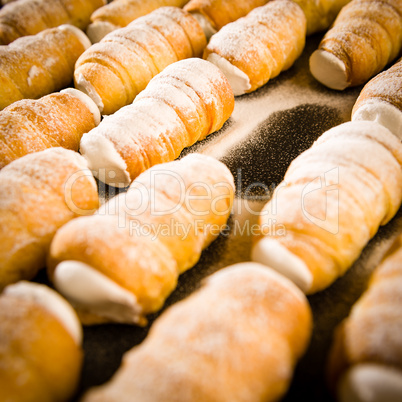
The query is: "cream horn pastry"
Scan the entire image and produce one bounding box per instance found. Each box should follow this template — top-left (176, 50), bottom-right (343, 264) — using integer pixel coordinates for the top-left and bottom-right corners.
top-left (0, 0), bottom-right (105, 45)
top-left (0, 25), bottom-right (91, 110)
top-left (252, 120), bottom-right (402, 294)
top-left (0, 148), bottom-right (99, 290)
top-left (82, 262), bottom-right (312, 402)
top-left (0, 89), bottom-right (100, 168)
top-left (292, 0), bottom-right (351, 35)
top-left (309, 0), bottom-right (402, 90)
top-left (87, 0), bottom-right (190, 43)
top-left (48, 153), bottom-right (235, 325)
top-left (184, 0), bottom-right (269, 34)
top-left (327, 234), bottom-right (402, 402)
top-left (203, 0), bottom-right (306, 96)
top-left (74, 6), bottom-right (207, 115)
top-left (0, 281), bottom-right (83, 402)
top-left (79, 58), bottom-right (234, 187)
top-left (352, 57), bottom-right (402, 139)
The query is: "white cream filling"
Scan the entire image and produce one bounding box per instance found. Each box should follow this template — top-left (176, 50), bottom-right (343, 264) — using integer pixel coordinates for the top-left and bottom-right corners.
top-left (61, 88), bottom-right (101, 126)
top-left (86, 21), bottom-right (118, 44)
top-left (338, 363), bottom-right (402, 402)
top-left (190, 12), bottom-right (217, 40)
top-left (75, 73), bottom-right (104, 113)
top-left (352, 99), bottom-right (402, 140)
top-left (54, 261), bottom-right (143, 324)
top-left (251, 237), bottom-right (313, 293)
top-left (58, 24), bottom-right (92, 50)
top-left (80, 132), bottom-right (131, 187)
top-left (207, 53), bottom-right (251, 96)
top-left (309, 49), bottom-right (350, 90)
top-left (4, 281), bottom-right (82, 346)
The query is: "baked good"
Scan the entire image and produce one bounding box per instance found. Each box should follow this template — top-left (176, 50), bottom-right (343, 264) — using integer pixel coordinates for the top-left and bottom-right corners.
top-left (327, 234), bottom-right (402, 402)
top-left (0, 88), bottom-right (100, 168)
top-left (0, 147), bottom-right (99, 290)
top-left (352, 57), bottom-right (402, 139)
top-left (0, 281), bottom-right (83, 402)
top-left (0, 0), bottom-right (106, 45)
top-left (48, 153), bottom-right (235, 325)
top-left (184, 0), bottom-right (269, 37)
top-left (0, 24), bottom-right (91, 110)
top-left (309, 0), bottom-right (402, 90)
top-left (204, 0), bottom-right (306, 96)
top-left (87, 0), bottom-right (190, 43)
top-left (82, 262), bottom-right (312, 402)
top-left (252, 120), bottom-right (402, 294)
top-left (74, 6), bottom-right (207, 115)
top-left (79, 57), bottom-right (234, 187)
top-left (293, 0), bottom-right (351, 35)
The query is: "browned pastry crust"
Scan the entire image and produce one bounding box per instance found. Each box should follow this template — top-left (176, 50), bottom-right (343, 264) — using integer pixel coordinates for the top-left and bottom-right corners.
top-left (0, 284), bottom-right (83, 401)
top-left (0, 25), bottom-right (91, 110)
top-left (0, 90), bottom-right (99, 168)
top-left (47, 153), bottom-right (234, 325)
top-left (310, 0), bottom-right (402, 89)
top-left (79, 58), bottom-right (234, 187)
top-left (87, 0), bottom-right (190, 42)
top-left (0, 148), bottom-right (99, 290)
top-left (82, 263), bottom-right (312, 401)
top-left (184, 0), bottom-right (269, 31)
top-left (0, 0), bottom-right (105, 45)
top-left (75, 6), bottom-right (207, 115)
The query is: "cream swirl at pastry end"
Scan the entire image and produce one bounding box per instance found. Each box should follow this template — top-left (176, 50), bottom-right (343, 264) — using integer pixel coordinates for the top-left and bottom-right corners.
top-left (54, 260), bottom-right (143, 324)
top-left (207, 52), bottom-right (251, 96)
top-left (338, 363), bottom-right (402, 402)
top-left (251, 237), bottom-right (313, 293)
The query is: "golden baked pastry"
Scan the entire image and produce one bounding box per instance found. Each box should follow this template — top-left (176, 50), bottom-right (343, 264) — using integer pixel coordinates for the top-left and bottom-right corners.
top-left (204, 0), bottom-right (306, 95)
top-left (82, 262), bottom-right (312, 402)
top-left (0, 0), bottom-right (106, 45)
top-left (87, 0), bottom-right (190, 43)
top-left (74, 6), bottom-right (207, 115)
top-left (352, 57), bottom-right (402, 138)
top-left (0, 88), bottom-right (100, 168)
top-left (0, 281), bottom-right (83, 402)
top-left (0, 25), bottom-right (91, 110)
top-left (252, 120), bottom-right (402, 294)
top-left (327, 234), bottom-right (402, 402)
top-left (309, 0), bottom-right (402, 90)
top-left (48, 153), bottom-right (235, 325)
top-left (0, 148), bottom-right (99, 290)
top-left (79, 57), bottom-right (234, 187)
top-left (184, 0), bottom-right (269, 34)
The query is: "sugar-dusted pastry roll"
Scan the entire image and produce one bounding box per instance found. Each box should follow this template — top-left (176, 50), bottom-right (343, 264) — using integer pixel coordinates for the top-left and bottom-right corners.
top-left (309, 0), bottom-right (402, 90)
top-left (0, 0), bottom-right (105, 45)
top-left (74, 7), bottom-right (207, 115)
top-left (0, 148), bottom-right (99, 290)
top-left (293, 0), bottom-right (351, 35)
top-left (184, 0), bottom-right (269, 36)
top-left (0, 281), bottom-right (83, 402)
top-left (204, 0), bottom-right (306, 96)
top-left (82, 262), bottom-right (312, 402)
top-left (87, 0), bottom-right (190, 43)
top-left (352, 57), bottom-right (402, 139)
top-left (252, 121), bottom-right (402, 294)
top-left (327, 234), bottom-right (402, 402)
top-left (48, 154), bottom-right (235, 325)
top-left (79, 58), bottom-right (234, 187)
top-left (0, 25), bottom-right (91, 110)
top-left (0, 89), bottom-right (100, 168)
